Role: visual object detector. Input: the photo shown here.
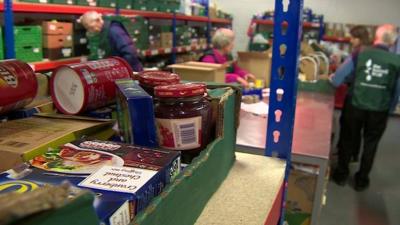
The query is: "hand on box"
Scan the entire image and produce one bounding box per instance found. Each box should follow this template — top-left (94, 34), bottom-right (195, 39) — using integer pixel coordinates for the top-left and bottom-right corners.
top-left (245, 73), bottom-right (256, 82)
top-left (237, 77), bottom-right (250, 88)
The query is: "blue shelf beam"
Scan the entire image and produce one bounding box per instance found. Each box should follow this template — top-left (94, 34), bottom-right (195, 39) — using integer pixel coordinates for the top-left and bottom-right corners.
top-left (265, 0), bottom-right (303, 224)
top-left (4, 0), bottom-right (15, 59)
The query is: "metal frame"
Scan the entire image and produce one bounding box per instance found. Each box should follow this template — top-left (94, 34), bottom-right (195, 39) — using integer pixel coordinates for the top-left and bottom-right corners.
top-left (266, 0), bottom-right (303, 224)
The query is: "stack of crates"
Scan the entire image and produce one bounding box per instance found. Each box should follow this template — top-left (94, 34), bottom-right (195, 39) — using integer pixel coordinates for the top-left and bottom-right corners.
top-left (160, 0), bottom-right (181, 13)
top-left (14, 26), bottom-right (43, 62)
top-left (118, 0), bottom-right (133, 9)
top-left (75, 0), bottom-right (97, 6)
top-left (176, 25), bottom-right (192, 46)
top-left (50, 0), bottom-right (75, 5)
top-left (42, 21), bottom-right (74, 60)
top-left (98, 0), bottom-right (117, 8)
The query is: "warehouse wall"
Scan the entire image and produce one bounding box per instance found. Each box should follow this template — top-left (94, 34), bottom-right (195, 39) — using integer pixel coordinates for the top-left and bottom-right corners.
top-left (215, 0), bottom-right (400, 52)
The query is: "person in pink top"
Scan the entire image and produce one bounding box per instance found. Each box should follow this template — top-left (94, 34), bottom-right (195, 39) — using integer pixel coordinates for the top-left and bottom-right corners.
top-left (201, 28), bottom-right (256, 87)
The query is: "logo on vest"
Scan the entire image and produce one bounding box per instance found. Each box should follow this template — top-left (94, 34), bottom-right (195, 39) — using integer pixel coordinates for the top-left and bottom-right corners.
top-left (362, 59), bottom-right (389, 90)
top-left (365, 59), bottom-right (389, 81)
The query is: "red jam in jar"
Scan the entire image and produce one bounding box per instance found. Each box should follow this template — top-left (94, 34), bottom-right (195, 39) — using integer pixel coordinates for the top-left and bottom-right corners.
top-left (138, 71), bottom-right (180, 96)
top-left (154, 83), bottom-right (212, 163)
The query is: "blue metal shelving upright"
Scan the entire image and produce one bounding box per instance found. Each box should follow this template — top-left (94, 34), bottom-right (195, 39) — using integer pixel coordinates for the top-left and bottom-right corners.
top-left (4, 0), bottom-right (15, 59)
top-left (265, 0), bottom-right (303, 224)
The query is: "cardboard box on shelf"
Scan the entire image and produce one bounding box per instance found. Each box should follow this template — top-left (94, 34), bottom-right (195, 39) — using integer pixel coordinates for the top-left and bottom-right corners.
top-left (285, 165), bottom-right (318, 225)
top-left (168, 61), bottom-right (226, 83)
top-left (0, 114), bottom-right (114, 172)
top-left (42, 21), bottom-right (73, 35)
top-left (43, 47), bottom-right (73, 60)
top-left (43, 34), bottom-right (73, 48)
top-left (160, 32), bottom-right (173, 48)
top-left (237, 51), bottom-right (272, 87)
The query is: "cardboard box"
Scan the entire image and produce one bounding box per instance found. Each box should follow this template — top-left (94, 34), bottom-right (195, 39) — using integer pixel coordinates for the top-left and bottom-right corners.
top-left (43, 34), bottom-right (73, 48)
top-left (168, 61), bottom-right (226, 83)
top-left (115, 79), bottom-right (158, 148)
top-left (42, 21), bottom-right (73, 35)
top-left (43, 47), bottom-right (73, 60)
top-left (237, 51), bottom-right (272, 87)
top-left (1, 167), bottom-right (134, 225)
top-left (0, 114), bottom-right (114, 172)
top-left (160, 32), bottom-right (173, 48)
top-left (70, 139), bottom-right (181, 186)
top-left (285, 165), bottom-right (318, 225)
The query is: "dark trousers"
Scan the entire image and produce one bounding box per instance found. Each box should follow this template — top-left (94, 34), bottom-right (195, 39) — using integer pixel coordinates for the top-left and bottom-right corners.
top-left (337, 98), bottom-right (389, 178)
top-left (337, 96), bottom-right (361, 160)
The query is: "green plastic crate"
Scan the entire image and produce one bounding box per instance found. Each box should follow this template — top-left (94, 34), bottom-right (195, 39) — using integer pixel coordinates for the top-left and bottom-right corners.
top-left (50, 0), bottom-right (75, 4)
top-left (75, 0), bottom-right (97, 6)
top-left (14, 26), bottom-right (42, 46)
top-left (15, 45), bottom-right (43, 62)
top-left (18, 0), bottom-right (49, 3)
top-left (118, 0), bottom-right (133, 9)
top-left (98, 0), bottom-right (117, 8)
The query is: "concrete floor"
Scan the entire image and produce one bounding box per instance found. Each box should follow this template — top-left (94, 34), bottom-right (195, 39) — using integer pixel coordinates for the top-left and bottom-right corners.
top-left (320, 114), bottom-right (400, 225)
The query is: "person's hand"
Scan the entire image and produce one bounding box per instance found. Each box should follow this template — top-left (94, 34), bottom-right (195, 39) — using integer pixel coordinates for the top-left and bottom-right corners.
top-left (245, 73), bottom-right (256, 82)
top-left (237, 77), bottom-right (249, 88)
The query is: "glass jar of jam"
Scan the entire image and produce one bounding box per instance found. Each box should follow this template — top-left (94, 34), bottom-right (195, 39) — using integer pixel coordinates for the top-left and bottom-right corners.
top-left (138, 71), bottom-right (180, 96)
top-left (154, 83), bottom-right (212, 163)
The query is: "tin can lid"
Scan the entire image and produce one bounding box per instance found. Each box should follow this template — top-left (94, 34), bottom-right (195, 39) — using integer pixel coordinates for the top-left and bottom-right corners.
top-left (50, 67), bottom-right (85, 115)
top-left (154, 83), bottom-right (207, 98)
top-left (138, 71), bottom-right (180, 87)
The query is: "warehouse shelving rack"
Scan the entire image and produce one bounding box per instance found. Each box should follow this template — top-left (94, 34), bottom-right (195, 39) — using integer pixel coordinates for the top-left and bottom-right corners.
top-left (1, 1), bottom-right (232, 71)
top-left (266, 0), bottom-right (304, 224)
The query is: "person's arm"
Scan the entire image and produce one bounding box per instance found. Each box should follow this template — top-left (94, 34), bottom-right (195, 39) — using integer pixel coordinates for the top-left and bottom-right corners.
top-left (329, 55), bottom-right (355, 87)
top-left (232, 62), bottom-right (248, 78)
top-left (201, 55), bottom-right (217, 63)
top-left (109, 23), bottom-right (143, 72)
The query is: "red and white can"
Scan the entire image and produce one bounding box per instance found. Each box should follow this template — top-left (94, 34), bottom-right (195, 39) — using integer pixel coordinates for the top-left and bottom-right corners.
top-left (50, 57), bottom-right (133, 115)
top-left (0, 59), bottom-right (38, 115)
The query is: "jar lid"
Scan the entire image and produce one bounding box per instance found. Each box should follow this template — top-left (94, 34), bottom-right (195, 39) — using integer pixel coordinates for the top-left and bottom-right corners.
top-left (154, 83), bottom-right (207, 98)
top-left (138, 71), bottom-right (180, 87)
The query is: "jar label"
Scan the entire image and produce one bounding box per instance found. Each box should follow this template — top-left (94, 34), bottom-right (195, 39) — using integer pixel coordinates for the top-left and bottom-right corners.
top-left (156, 117), bottom-right (202, 150)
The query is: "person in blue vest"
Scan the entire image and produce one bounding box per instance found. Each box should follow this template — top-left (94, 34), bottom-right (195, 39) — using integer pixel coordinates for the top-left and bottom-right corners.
top-left (329, 24), bottom-right (400, 191)
top-left (79, 11), bottom-right (143, 72)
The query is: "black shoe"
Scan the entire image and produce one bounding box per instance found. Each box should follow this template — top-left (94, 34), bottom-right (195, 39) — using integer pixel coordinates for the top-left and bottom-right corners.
top-left (332, 169), bottom-right (348, 186)
top-left (354, 172), bottom-right (370, 192)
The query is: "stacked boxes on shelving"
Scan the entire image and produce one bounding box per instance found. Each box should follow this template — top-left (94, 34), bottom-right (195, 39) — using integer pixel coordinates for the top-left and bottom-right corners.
top-left (75, 0), bottom-right (97, 6)
top-left (42, 21), bottom-right (74, 60)
top-left (98, 0), bottom-right (117, 8)
top-left (176, 25), bottom-right (192, 46)
top-left (133, 0), bottom-right (180, 13)
top-left (14, 25), bottom-right (43, 62)
top-left (50, 0), bottom-right (76, 5)
top-left (118, 0), bottom-right (133, 9)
